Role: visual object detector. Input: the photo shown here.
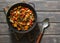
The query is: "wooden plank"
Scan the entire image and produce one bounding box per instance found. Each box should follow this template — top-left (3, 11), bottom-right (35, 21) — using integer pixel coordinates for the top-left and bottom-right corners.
top-left (0, 0), bottom-right (60, 2)
top-left (0, 2), bottom-right (8, 11)
top-left (0, 12), bottom-right (6, 22)
top-left (0, 1), bottom-right (60, 11)
top-left (37, 12), bottom-right (60, 22)
top-left (33, 1), bottom-right (60, 10)
top-left (0, 35), bottom-right (11, 43)
top-left (0, 24), bottom-right (9, 34)
top-left (0, 35), bottom-right (60, 43)
top-left (41, 35), bottom-right (60, 43)
top-left (0, 0), bottom-right (40, 2)
top-left (0, 12), bottom-right (60, 22)
top-left (38, 23), bottom-right (60, 34)
top-left (0, 0), bottom-right (6, 2)
top-left (0, 23), bottom-right (60, 34)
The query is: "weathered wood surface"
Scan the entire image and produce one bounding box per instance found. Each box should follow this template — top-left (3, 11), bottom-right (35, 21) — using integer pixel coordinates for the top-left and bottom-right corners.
top-left (0, 35), bottom-right (60, 43)
top-left (0, 1), bottom-right (60, 11)
top-left (0, 0), bottom-right (60, 2)
top-left (0, 12), bottom-right (6, 22)
top-left (0, 0), bottom-right (60, 43)
top-left (0, 23), bottom-right (60, 34)
top-left (0, 35), bottom-right (11, 43)
top-left (37, 12), bottom-right (60, 22)
top-left (41, 35), bottom-right (60, 43)
top-left (0, 12), bottom-right (60, 22)
top-left (0, 24), bottom-right (9, 34)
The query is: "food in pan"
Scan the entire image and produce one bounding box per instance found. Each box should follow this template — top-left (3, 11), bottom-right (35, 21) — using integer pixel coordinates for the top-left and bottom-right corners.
top-left (8, 6), bottom-right (35, 31)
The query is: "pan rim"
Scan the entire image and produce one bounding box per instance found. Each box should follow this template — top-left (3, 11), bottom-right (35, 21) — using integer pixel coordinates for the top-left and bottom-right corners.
top-left (6, 3), bottom-right (37, 33)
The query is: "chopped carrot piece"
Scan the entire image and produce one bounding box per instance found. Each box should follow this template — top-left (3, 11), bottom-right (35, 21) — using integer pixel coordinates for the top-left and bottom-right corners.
top-left (24, 26), bottom-right (29, 30)
top-left (17, 27), bottom-right (21, 30)
top-left (13, 23), bottom-right (17, 27)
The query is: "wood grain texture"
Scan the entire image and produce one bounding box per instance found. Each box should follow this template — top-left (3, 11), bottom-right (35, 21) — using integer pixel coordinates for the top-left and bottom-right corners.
top-left (0, 24), bottom-right (9, 34)
top-left (0, 23), bottom-right (60, 34)
top-left (0, 35), bottom-right (11, 43)
top-left (0, 2), bottom-right (8, 11)
top-left (0, 1), bottom-right (60, 11)
top-left (0, 35), bottom-right (60, 43)
top-left (0, 12), bottom-right (6, 22)
top-left (0, 0), bottom-right (60, 2)
top-left (38, 23), bottom-right (60, 34)
top-left (41, 35), bottom-right (60, 43)
top-left (37, 12), bottom-right (60, 22)
top-left (0, 1), bottom-right (60, 43)
top-left (0, 12), bottom-right (60, 22)
top-left (32, 1), bottom-right (60, 10)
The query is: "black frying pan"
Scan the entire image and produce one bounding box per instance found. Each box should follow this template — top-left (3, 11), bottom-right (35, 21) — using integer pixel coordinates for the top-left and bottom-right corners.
top-left (4, 2), bottom-right (37, 33)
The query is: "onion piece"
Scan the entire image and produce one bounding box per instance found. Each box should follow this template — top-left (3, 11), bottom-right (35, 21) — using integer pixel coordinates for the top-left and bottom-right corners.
top-left (10, 19), bottom-right (14, 23)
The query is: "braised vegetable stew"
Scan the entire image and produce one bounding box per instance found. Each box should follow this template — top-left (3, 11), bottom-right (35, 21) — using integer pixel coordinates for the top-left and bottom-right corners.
top-left (8, 6), bottom-right (35, 31)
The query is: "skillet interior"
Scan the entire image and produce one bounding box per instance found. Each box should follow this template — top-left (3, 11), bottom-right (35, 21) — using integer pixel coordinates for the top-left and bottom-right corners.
top-left (6, 3), bottom-right (37, 33)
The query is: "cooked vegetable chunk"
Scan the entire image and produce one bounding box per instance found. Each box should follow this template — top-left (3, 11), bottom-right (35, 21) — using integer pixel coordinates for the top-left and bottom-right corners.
top-left (9, 6), bottom-right (35, 31)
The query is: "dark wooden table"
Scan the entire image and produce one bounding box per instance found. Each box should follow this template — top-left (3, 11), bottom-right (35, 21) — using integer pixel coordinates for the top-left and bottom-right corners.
top-left (0, 0), bottom-right (60, 43)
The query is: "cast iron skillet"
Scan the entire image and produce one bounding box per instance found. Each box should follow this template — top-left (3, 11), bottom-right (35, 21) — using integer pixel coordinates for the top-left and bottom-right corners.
top-left (4, 3), bottom-right (37, 33)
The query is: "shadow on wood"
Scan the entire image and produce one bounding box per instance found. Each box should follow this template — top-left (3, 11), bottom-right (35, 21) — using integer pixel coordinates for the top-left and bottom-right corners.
top-left (10, 23), bottom-right (41, 43)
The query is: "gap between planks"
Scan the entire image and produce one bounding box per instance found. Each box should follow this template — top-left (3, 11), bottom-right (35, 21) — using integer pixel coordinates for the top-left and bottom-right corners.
top-left (1, 8), bottom-right (60, 12)
top-left (0, 22), bottom-right (60, 24)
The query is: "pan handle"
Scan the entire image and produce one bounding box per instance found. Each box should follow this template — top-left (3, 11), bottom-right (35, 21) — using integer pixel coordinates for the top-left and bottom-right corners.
top-left (28, 2), bottom-right (35, 8)
top-left (3, 6), bottom-right (10, 16)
